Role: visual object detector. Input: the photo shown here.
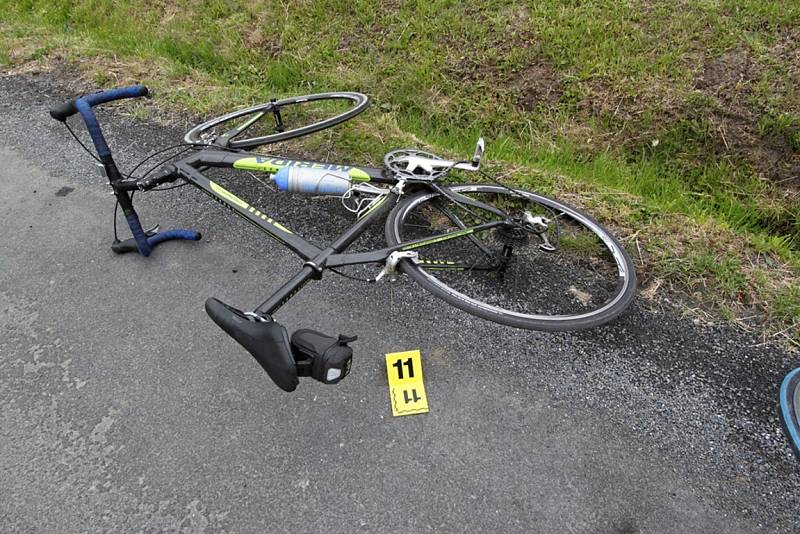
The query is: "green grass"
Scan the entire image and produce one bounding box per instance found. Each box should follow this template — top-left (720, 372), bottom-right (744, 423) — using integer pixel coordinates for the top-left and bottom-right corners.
top-left (1, 0), bottom-right (798, 343)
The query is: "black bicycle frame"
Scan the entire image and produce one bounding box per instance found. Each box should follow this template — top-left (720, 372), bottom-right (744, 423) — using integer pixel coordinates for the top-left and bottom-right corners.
top-left (171, 149), bottom-right (509, 316)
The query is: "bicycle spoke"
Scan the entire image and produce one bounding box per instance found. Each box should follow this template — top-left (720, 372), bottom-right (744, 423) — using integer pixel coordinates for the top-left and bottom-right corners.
top-left (219, 111), bottom-right (266, 141)
top-left (433, 200), bottom-right (496, 258)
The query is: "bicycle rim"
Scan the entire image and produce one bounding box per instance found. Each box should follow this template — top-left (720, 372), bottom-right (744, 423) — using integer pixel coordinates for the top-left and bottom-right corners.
top-left (183, 92), bottom-right (369, 149)
top-left (385, 184), bottom-right (637, 331)
top-left (780, 368), bottom-right (800, 457)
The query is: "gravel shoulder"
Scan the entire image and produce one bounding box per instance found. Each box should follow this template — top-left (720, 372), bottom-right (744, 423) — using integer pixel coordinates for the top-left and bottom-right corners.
top-left (0, 72), bottom-right (798, 533)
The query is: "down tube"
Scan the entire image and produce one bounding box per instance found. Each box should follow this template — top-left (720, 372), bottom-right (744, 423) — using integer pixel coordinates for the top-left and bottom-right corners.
top-left (176, 162), bottom-right (321, 260)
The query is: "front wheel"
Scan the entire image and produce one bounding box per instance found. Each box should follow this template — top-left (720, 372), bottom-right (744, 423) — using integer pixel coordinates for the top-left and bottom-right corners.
top-left (385, 184), bottom-right (637, 331)
top-left (184, 92), bottom-right (369, 149)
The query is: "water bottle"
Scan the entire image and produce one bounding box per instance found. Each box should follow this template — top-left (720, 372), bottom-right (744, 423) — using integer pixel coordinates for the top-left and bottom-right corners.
top-left (272, 166), bottom-right (352, 196)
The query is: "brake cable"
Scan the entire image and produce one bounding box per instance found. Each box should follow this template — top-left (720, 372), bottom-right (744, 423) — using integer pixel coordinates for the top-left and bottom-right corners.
top-left (65, 122), bottom-right (101, 163)
top-left (111, 144), bottom-right (196, 241)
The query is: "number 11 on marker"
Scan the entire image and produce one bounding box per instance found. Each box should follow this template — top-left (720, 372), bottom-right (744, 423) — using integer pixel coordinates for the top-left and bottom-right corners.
top-left (385, 350), bottom-right (429, 416)
top-left (392, 357), bottom-right (414, 379)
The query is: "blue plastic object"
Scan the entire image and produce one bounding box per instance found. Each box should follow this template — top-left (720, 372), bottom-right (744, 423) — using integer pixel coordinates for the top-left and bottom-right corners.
top-left (780, 367), bottom-right (800, 458)
top-left (272, 166), bottom-right (351, 195)
top-left (272, 167), bottom-right (289, 191)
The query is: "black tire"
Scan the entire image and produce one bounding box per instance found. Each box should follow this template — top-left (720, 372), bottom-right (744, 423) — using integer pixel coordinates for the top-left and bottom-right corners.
top-left (780, 368), bottom-right (800, 458)
top-left (184, 92), bottom-right (369, 149)
top-left (385, 184), bottom-right (637, 331)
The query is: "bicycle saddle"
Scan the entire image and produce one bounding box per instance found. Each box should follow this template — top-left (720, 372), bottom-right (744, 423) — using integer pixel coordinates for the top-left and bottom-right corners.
top-left (205, 298), bottom-right (299, 392)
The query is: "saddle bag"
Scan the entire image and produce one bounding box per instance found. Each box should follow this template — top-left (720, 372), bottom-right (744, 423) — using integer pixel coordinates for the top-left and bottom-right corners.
top-left (291, 329), bottom-right (356, 384)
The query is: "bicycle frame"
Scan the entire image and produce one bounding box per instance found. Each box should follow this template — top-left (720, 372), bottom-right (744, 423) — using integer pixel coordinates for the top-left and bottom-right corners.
top-left (171, 149), bottom-right (508, 316)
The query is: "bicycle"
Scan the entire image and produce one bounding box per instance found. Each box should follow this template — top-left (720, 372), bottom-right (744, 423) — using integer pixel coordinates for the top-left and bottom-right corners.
top-left (50, 84), bottom-right (637, 392)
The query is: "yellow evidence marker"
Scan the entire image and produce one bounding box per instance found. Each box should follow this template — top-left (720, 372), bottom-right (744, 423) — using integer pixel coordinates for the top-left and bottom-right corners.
top-left (385, 350), bottom-right (429, 416)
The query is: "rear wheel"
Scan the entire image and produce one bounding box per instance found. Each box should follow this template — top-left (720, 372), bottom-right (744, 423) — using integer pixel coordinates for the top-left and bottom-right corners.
top-left (184, 92), bottom-right (369, 149)
top-left (385, 184), bottom-right (637, 331)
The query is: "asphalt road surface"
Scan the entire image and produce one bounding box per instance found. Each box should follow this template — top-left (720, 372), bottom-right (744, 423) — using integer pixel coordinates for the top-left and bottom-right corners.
top-left (1, 73), bottom-right (798, 533)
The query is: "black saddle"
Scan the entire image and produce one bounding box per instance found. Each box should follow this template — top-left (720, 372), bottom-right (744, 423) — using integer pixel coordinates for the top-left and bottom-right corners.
top-left (205, 298), bottom-right (299, 392)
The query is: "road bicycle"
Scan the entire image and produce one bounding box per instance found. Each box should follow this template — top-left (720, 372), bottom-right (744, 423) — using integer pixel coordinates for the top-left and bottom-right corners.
top-left (50, 85), bottom-right (637, 392)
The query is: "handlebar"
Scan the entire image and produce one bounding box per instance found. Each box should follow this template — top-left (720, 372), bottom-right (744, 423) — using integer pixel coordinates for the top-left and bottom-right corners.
top-left (112, 228), bottom-right (202, 255)
top-left (50, 85), bottom-right (201, 257)
top-left (49, 85), bottom-right (149, 158)
top-left (49, 97), bottom-right (80, 122)
top-left (49, 85), bottom-right (149, 122)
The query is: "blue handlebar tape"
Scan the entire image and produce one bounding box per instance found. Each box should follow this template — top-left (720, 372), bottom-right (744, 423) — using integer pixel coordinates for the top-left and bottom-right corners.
top-left (82, 85), bottom-right (148, 107)
top-left (75, 85), bottom-right (149, 158)
top-left (75, 99), bottom-right (111, 157)
top-left (147, 229), bottom-right (202, 248)
top-left (125, 212), bottom-right (153, 257)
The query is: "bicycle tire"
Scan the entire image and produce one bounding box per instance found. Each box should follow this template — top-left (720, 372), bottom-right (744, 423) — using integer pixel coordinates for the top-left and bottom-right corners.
top-left (385, 184), bottom-right (637, 331)
top-left (780, 367), bottom-right (800, 458)
top-left (183, 92), bottom-right (369, 149)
